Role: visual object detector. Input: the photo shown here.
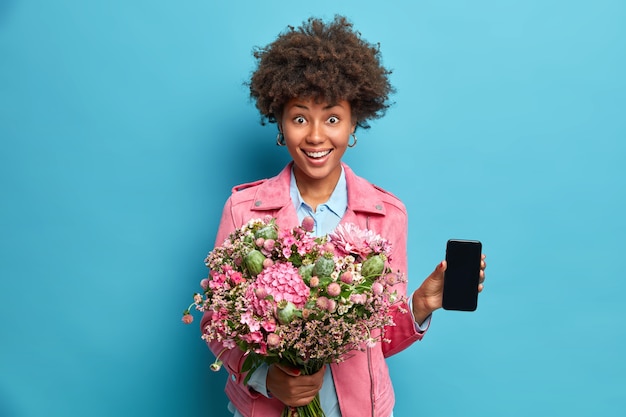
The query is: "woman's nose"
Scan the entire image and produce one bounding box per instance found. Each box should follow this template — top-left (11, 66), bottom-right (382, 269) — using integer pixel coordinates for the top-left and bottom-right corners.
top-left (306, 121), bottom-right (324, 143)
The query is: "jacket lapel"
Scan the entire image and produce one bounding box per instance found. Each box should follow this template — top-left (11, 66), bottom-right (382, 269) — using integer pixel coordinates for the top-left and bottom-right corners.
top-left (342, 163), bottom-right (387, 231)
top-left (249, 162), bottom-right (300, 229)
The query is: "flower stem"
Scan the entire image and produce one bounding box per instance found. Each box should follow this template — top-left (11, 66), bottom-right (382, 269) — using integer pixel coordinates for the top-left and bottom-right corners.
top-left (210, 347), bottom-right (228, 372)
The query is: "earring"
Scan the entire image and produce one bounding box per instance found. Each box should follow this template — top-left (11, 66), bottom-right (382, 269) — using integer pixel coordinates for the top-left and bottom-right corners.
top-left (348, 133), bottom-right (357, 148)
top-left (276, 132), bottom-right (286, 146)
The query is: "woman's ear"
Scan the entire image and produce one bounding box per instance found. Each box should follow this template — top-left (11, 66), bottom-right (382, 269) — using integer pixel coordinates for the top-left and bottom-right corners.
top-left (276, 113), bottom-right (284, 133)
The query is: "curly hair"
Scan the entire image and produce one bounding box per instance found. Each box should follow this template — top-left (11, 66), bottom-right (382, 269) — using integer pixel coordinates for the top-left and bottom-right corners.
top-left (248, 15), bottom-right (394, 129)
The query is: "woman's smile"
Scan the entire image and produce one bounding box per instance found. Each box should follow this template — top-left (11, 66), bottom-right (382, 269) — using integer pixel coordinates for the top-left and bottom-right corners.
top-left (303, 149), bottom-right (333, 159)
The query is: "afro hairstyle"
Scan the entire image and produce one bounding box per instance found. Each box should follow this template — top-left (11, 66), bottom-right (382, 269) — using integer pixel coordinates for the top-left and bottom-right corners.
top-left (248, 15), bottom-right (394, 129)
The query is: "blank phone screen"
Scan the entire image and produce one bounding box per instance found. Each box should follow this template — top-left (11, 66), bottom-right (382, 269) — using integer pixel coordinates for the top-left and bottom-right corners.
top-left (442, 239), bottom-right (482, 311)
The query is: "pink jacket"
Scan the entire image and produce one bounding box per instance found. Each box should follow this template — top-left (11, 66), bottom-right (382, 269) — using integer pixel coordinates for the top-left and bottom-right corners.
top-left (201, 162), bottom-right (424, 417)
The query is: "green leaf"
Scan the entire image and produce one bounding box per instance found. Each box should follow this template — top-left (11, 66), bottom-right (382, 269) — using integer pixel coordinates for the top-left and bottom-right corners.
top-left (241, 353), bottom-right (261, 386)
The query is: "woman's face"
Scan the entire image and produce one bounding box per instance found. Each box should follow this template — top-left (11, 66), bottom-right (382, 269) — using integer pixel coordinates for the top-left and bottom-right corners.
top-left (280, 97), bottom-right (356, 190)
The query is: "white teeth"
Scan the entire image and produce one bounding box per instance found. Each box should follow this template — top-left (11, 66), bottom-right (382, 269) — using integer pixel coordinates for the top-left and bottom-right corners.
top-left (305, 150), bottom-right (331, 158)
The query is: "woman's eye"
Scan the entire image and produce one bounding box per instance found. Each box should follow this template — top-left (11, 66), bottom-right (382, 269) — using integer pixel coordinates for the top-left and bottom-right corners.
top-left (294, 116), bottom-right (306, 124)
top-left (327, 116), bottom-right (339, 124)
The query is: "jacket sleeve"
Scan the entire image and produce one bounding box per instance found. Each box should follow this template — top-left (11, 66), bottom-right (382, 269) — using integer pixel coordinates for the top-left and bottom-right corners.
top-left (378, 205), bottom-right (425, 357)
top-left (213, 196), bottom-right (238, 247)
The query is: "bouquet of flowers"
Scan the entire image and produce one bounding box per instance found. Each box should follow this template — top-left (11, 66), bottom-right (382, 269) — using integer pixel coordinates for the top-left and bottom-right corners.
top-left (183, 216), bottom-right (406, 417)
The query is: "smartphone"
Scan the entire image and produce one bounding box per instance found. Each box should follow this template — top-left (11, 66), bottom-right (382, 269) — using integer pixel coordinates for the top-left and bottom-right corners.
top-left (442, 239), bottom-right (482, 311)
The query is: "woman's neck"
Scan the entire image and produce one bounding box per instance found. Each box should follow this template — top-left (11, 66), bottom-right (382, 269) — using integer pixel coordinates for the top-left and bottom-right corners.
top-left (293, 166), bottom-right (341, 212)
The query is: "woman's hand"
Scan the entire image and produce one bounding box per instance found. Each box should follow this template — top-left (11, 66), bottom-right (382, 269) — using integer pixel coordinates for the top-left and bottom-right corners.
top-left (266, 364), bottom-right (325, 408)
top-left (412, 254), bottom-right (487, 324)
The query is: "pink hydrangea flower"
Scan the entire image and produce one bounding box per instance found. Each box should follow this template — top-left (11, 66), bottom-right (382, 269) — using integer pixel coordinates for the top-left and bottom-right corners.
top-left (247, 262), bottom-right (310, 315)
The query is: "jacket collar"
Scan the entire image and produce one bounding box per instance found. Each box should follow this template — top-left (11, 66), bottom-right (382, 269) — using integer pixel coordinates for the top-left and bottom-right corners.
top-left (250, 162), bottom-right (387, 216)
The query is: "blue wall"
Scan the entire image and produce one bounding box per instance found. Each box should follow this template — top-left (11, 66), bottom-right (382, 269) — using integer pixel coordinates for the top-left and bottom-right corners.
top-left (1, 1), bottom-right (625, 416)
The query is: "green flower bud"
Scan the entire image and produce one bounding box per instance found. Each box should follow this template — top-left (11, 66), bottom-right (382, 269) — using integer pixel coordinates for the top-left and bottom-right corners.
top-left (313, 256), bottom-right (335, 278)
top-left (244, 249), bottom-right (266, 276)
top-left (361, 254), bottom-right (385, 279)
top-left (255, 225), bottom-right (278, 241)
top-left (276, 300), bottom-right (297, 324)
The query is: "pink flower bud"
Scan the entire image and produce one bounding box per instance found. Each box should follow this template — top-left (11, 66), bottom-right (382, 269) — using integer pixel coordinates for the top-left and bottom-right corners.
top-left (267, 333), bottom-right (281, 348)
top-left (385, 273), bottom-right (398, 286)
top-left (255, 237), bottom-right (265, 248)
top-left (182, 314), bottom-right (193, 324)
top-left (324, 242), bottom-right (335, 253)
top-left (327, 282), bottom-right (341, 297)
top-left (316, 296), bottom-right (329, 310)
top-left (262, 258), bottom-right (274, 268)
top-left (309, 276), bottom-right (319, 288)
top-left (302, 216), bottom-right (315, 232)
top-left (327, 299), bottom-right (337, 313)
top-left (263, 239), bottom-right (275, 251)
top-left (255, 287), bottom-right (268, 299)
top-left (340, 271), bottom-right (353, 284)
top-left (200, 278), bottom-right (209, 290)
top-left (372, 282), bottom-right (384, 295)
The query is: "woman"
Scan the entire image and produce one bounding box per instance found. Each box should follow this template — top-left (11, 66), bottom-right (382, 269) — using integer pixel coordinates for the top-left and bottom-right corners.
top-left (201, 15), bottom-right (486, 417)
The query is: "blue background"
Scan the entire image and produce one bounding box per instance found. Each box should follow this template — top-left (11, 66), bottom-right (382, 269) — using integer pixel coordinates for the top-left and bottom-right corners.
top-left (1, 1), bottom-right (625, 416)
